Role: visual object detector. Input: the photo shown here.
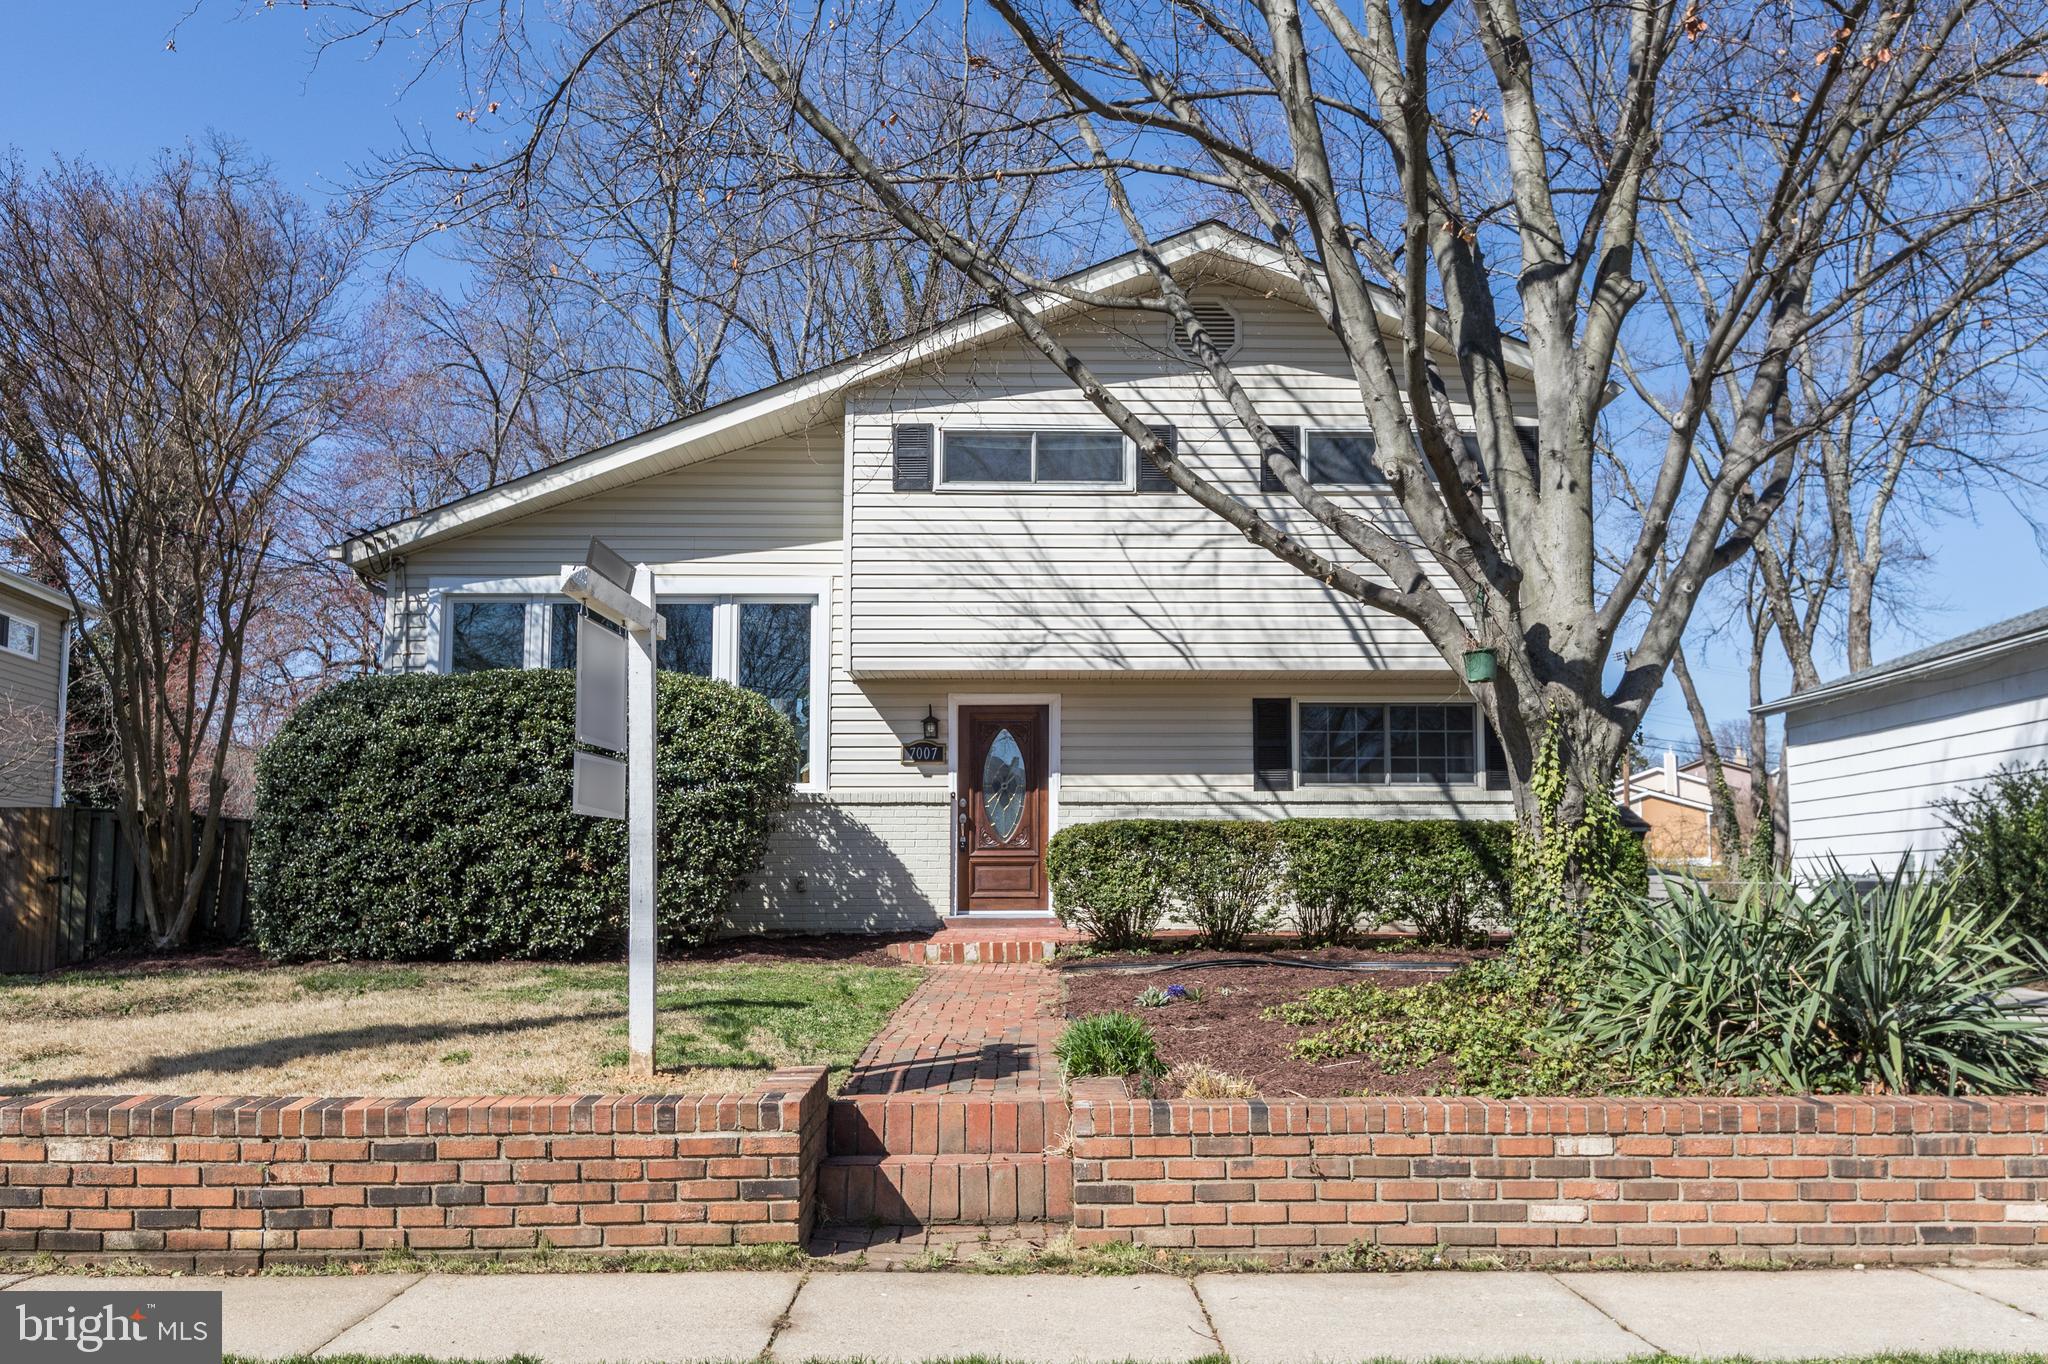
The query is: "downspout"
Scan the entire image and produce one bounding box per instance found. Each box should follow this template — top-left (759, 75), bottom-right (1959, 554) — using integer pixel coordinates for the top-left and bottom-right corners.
top-left (51, 611), bottom-right (72, 807)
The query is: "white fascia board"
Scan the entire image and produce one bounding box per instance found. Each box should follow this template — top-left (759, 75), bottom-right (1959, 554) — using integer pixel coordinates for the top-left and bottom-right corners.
top-left (0, 567), bottom-right (76, 615)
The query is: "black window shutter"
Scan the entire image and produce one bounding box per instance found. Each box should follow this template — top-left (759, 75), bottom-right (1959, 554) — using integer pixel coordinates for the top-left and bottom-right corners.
top-left (1137, 424), bottom-right (1177, 492)
top-left (1513, 423), bottom-right (1540, 467)
top-left (892, 423), bottom-right (934, 491)
top-left (1261, 426), bottom-right (1301, 493)
top-left (1252, 698), bottom-right (1293, 792)
top-left (1483, 718), bottom-right (1510, 784)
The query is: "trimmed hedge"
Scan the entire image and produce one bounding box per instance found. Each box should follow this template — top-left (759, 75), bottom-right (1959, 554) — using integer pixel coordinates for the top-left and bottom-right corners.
top-left (249, 669), bottom-right (800, 960)
top-left (1049, 817), bottom-right (1519, 949)
top-left (1045, 820), bottom-right (1180, 949)
top-left (1283, 819), bottom-right (1514, 946)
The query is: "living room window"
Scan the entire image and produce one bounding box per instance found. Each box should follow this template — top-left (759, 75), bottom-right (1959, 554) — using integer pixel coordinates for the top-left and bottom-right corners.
top-left (1298, 701), bottom-right (1479, 784)
top-left (440, 583), bottom-right (824, 785)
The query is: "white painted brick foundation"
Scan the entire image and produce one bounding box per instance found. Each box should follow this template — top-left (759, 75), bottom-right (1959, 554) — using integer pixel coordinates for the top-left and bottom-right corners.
top-left (727, 790), bottom-right (952, 934)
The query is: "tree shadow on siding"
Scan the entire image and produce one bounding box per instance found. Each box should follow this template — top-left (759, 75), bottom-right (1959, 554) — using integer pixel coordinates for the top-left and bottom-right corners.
top-left (735, 797), bottom-right (941, 935)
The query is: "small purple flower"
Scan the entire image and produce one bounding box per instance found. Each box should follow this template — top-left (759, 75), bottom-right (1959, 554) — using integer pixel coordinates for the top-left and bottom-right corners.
top-left (1165, 983), bottom-right (1188, 999)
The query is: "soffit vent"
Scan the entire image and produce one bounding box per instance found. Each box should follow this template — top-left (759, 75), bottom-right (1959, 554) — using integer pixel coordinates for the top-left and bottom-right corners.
top-left (1171, 300), bottom-right (1240, 359)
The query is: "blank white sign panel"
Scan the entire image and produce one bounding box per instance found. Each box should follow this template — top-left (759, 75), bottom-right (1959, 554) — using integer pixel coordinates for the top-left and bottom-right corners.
top-left (575, 613), bottom-right (628, 753)
top-left (572, 750), bottom-right (627, 820)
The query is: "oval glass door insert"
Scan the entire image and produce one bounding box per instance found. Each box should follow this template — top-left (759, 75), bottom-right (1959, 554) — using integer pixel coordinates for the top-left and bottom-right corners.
top-left (983, 728), bottom-right (1026, 842)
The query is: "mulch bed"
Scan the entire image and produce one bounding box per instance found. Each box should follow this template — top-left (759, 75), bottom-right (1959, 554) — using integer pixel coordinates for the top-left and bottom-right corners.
top-left (1058, 945), bottom-right (1492, 1099)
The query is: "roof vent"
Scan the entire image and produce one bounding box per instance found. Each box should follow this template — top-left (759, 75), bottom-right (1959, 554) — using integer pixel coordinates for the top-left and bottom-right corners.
top-left (1171, 300), bottom-right (1239, 359)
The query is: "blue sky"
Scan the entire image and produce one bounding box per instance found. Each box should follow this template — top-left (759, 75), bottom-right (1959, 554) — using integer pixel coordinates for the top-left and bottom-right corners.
top-left (7, 4), bottom-right (2043, 748)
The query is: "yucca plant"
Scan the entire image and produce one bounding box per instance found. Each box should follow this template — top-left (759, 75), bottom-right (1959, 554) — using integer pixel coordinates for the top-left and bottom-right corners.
top-left (1570, 862), bottom-right (2048, 1095)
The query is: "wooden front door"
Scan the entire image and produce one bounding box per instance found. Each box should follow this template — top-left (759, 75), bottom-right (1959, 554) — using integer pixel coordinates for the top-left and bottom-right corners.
top-left (956, 705), bottom-right (1050, 912)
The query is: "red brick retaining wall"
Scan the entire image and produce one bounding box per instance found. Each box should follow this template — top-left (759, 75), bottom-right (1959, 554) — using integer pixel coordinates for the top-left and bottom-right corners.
top-left (0, 1066), bottom-right (827, 1269)
top-left (1068, 1095), bottom-right (2048, 1265)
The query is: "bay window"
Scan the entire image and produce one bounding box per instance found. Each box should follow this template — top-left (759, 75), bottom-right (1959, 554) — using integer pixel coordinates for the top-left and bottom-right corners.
top-left (449, 600), bottom-right (526, 673)
top-left (438, 581), bottom-right (823, 785)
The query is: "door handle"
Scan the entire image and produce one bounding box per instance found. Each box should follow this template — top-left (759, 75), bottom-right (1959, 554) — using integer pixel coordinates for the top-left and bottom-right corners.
top-left (957, 798), bottom-right (969, 850)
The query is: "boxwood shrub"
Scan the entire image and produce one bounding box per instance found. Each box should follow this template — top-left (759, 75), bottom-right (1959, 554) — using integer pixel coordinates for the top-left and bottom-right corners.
top-left (1282, 818), bottom-right (1514, 946)
top-left (1045, 819), bottom-right (1181, 949)
top-left (1048, 816), bottom-right (1519, 949)
top-left (249, 669), bottom-right (800, 960)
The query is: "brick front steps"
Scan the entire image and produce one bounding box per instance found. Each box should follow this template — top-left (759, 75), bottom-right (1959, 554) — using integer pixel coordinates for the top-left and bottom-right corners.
top-left (885, 921), bottom-right (1084, 965)
top-left (819, 1094), bottom-right (1078, 1226)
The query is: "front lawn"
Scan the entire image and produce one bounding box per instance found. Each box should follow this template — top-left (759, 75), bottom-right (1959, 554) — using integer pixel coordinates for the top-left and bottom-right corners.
top-left (0, 956), bottom-right (918, 1096)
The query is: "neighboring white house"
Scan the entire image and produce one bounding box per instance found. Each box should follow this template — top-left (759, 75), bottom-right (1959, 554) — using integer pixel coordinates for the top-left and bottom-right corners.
top-left (1758, 606), bottom-right (2048, 876)
top-left (0, 566), bottom-right (74, 808)
top-left (337, 223), bottom-right (1524, 933)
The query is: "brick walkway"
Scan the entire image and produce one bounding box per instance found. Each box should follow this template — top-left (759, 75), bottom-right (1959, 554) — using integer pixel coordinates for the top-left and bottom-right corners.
top-left (842, 964), bottom-right (1064, 1094)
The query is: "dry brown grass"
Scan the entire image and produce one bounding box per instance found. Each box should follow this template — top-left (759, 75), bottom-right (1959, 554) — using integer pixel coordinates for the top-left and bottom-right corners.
top-left (0, 958), bottom-right (918, 1097)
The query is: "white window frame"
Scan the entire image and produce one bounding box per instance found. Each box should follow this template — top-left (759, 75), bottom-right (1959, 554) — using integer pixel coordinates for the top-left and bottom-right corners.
top-left (1303, 429), bottom-right (1390, 489)
top-left (0, 611), bottom-right (39, 661)
top-left (1292, 696), bottom-right (1485, 788)
top-left (427, 573), bottom-right (831, 791)
top-left (936, 427), bottom-right (1134, 493)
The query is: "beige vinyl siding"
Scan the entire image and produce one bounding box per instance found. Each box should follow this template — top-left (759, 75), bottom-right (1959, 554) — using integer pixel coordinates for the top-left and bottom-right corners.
top-left (385, 429), bottom-right (847, 673)
top-left (1781, 640), bottom-right (2048, 874)
top-left (0, 586), bottom-right (66, 807)
top-left (837, 676), bottom-right (1509, 812)
top-left (846, 287), bottom-right (1513, 677)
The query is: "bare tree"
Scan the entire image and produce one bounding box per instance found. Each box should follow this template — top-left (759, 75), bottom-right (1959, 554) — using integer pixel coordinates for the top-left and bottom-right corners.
top-left (359, 0), bottom-right (1061, 434)
top-left (0, 146), bottom-right (363, 947)
top-left (313, 0), bottom-right (2048, 917)
top-left (0, 694), bottom-right (57, 800)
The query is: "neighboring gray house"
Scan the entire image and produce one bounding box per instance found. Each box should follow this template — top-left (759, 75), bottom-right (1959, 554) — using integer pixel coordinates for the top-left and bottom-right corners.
top-left (337, 223), bottom-right (1523, 933)
top-left (1759, 606), bottom-right (2048, 876)
top-left (0, 566), bottom-right (73, 808)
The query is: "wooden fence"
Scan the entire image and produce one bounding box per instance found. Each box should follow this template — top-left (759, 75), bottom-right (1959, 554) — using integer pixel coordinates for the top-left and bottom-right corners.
top-left (0, 808), bottom-right (251, 974)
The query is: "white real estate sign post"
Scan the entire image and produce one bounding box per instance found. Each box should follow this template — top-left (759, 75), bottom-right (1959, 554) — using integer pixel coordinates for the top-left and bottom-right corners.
top-left (560, 539), bottom-right (666, 1076)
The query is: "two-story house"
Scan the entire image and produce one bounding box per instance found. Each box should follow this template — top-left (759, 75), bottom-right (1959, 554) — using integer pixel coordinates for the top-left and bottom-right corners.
top-left (337, 223), bottom-right (1522, 933)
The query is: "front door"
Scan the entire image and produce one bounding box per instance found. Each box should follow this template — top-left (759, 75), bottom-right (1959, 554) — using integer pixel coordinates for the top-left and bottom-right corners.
top-left (956, 705), bottom-right (1050, 912)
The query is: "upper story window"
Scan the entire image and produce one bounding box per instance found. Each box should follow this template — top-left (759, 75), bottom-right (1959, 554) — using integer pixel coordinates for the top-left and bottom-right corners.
top-left (941, 429), bottom-right (1127, 488)
top-left (1305, 431), bottom-right (1386, 488)
top-left (1299, 701), bottom-right (1479, 785)
top-left (0, 611), bottom-right (39, 660)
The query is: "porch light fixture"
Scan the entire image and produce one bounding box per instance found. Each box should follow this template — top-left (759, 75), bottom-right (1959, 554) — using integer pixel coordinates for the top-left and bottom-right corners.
top-left (922, 705), bottom-right (940, 742)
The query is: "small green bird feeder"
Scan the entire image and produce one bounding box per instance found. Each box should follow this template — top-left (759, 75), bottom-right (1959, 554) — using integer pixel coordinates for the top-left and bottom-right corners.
top-left (1463, 647), bottom-right (1497, 683)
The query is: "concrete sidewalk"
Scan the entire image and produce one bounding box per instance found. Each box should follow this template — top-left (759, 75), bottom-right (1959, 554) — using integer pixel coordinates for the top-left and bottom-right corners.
top-left (7, 1266), bottom-right (2048, 1361)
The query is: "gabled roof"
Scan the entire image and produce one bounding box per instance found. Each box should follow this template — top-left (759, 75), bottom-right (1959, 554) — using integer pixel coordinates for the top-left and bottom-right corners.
top-left (335, 221), bottom-right (1536, 576)
top-left (0, 566), bottom-right (74, 615)
top-left (1757, 604), bottom-right (2048, 715)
